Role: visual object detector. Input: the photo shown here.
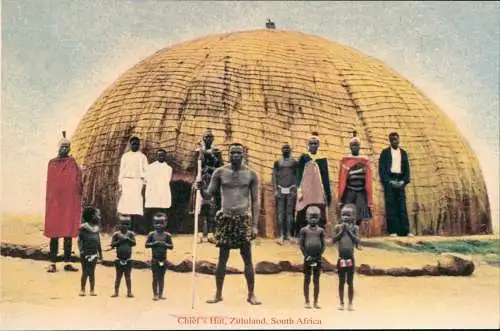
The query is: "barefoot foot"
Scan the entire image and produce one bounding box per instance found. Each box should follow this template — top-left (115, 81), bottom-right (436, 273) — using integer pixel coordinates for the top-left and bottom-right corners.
top-left (348, 303), bottom-right (354, 311)
top-left (79, 290), bottom-right (86, 297)
top-left (338, 303), bottom-right (345, 311)
top-left (314, 303), bottom-right (321, 309)
top-left (90, 291), bottom-right (97, 296)
top-left (206, 296), bottom-right (223, 304)
top-left (305, 302), bottom-right (311, 309)
top-left (127, 293), bottom-right (134, 298)
top-left (64, 264), bottom-right (79, 272)
top-left (247, 294), bottom-right (261, 305)
top-left (111, 293), bottom-right (118, 298)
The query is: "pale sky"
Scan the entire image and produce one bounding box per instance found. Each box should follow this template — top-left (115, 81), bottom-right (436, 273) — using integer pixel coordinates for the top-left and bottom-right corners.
top-left (1, 1), bottom-right (499, 231)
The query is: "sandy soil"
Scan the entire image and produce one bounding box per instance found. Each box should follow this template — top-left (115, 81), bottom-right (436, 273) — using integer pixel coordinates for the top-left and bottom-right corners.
top-left (1, 214), bottom-right (499, 329)
top-left (1, 256), bottom-right (499, 330)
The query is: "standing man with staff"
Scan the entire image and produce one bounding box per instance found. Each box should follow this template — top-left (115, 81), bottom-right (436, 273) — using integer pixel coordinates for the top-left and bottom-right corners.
top-left (197, 143), bottom-right (261, 305)
top-left (191, 129), bottom-right (223, 243)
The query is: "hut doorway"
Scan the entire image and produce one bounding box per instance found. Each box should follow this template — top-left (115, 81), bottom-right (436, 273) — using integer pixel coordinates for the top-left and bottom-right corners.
top-left (165, 180), bottom-right (195, 234)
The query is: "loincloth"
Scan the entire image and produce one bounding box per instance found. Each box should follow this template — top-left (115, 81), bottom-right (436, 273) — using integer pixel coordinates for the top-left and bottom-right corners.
top-left (337, 257), bottom-right (355, 269)
top-left (214, 212), bottom-right (255, 249)
top-left (115, 258), bottom-right (132, 269)
top-left (303, 256), bottom-right (322, 272)
top-left (83, 254), bottom-right (99, 262)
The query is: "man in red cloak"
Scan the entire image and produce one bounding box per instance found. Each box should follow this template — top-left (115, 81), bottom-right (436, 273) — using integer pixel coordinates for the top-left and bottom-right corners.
top-left (44, 131), bottom-right (83, 273)
top-left (338, 133), bottom-right (373, 236)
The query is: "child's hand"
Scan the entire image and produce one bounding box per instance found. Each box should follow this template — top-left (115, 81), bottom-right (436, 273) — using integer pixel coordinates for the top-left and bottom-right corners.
top-left (356, 246), bottom-right (363, 251)
top-left (305, 256), bottom-right (312, 262)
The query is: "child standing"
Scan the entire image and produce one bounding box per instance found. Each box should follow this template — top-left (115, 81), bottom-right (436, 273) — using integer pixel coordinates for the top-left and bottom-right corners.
top-left (332, 203), bottom-right (361, 311)
top-left (299, 205), bottom-right (326, 309)
top-left (110, 214), bottom-right (136, 298)
top-left (145, 212), bottom-right (174, 301)
top-left (78, 207), bottom-right (103, 297)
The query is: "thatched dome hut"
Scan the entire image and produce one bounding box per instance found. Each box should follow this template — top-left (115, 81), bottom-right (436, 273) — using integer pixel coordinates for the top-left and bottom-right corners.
top-left (71, 29), bottom-right (491, 236)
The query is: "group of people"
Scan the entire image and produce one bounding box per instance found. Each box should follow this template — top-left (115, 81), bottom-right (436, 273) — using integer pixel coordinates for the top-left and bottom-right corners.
top-left (43, 133), bottom-right (174, 299)
top-left (272, 131), bottom-right (412, 243)
top-left (43, 128), bottom-right (411, 309)
top-left (76, 205), bottom-right (173, 300)
top-left (116, 136), bottom-right (173, 234)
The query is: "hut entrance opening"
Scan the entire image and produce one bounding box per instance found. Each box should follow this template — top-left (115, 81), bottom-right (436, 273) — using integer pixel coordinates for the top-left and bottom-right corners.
top-left (165, 180), bottom-right (194, 234)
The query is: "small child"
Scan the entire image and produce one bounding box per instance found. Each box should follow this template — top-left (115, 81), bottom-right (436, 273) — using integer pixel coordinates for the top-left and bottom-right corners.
top-left (299, 205), bottom-right (325, 309)
top-left (145, 212), bottom-right (174, 301)
top-left (78, 207), bottom-right (103, 297)
top-left (110, 214), bottom-right (136, 298)
top-left (332, 203), bottom-right (361, 311)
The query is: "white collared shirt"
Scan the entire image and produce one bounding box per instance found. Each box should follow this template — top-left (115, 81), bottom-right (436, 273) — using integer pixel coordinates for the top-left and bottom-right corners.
top-left (390, 147), bottom-right (402, 174)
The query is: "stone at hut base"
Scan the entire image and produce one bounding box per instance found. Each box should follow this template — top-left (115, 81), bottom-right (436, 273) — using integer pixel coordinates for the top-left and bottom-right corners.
top-left (278, 260), bottom-right (303, 273)
top-left (173, 259), bottom-right (193, 273)
top-left (25, 247), bottom-right (45, 260)
top-left (437, 253), bottom-right (475, 276)
top-left (197, 260), bottom-right (216, 274)
top-left (386, 267), bottom-right (412, 277)
top-left (255, 261), bottom-right (281, 274)
top-left (357, 264), bottom-right (373, 276)
top-left (422, 265), bottom-right (439, 276)
top-left (320, 257), bottom-right (336, 272)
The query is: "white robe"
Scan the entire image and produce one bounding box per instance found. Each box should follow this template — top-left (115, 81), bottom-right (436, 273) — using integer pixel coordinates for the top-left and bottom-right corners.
top-left (117, 151), bottom-right (148, 215)
top-left (145, 161), bottom-right (173, 209)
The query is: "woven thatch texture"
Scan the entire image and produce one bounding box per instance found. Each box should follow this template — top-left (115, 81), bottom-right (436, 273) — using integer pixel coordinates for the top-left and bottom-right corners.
top-left (71, 29), bottom-right (491, 236)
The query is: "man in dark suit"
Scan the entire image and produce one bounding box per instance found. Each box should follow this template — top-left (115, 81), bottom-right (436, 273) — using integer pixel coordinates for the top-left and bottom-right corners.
top-left (378, 132), bottom-right (412, 237)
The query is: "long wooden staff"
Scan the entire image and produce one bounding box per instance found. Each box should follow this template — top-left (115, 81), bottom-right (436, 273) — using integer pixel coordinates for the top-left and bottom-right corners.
top-left (191, 158), bottom-right (202, 309)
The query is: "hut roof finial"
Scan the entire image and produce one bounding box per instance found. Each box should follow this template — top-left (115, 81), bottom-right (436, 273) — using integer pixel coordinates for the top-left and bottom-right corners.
top-left (266, 19), bottom-right (276, 29)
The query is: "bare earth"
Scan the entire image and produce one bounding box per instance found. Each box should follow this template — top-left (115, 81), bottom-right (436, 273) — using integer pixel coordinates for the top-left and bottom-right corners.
top-left (1, 214), bottom-right (499, 329)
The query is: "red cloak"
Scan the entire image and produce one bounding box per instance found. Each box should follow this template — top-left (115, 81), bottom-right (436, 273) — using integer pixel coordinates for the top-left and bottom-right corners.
top-left (44, 156), bottom-right (83, 238)
top-left (338, 156), bottom-right (373, 207)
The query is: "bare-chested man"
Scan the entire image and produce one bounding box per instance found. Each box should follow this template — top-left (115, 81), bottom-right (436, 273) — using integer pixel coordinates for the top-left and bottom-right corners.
top-left (197, 143), bottom-right (261, 305)
top-left (272, 143), bottom-right (298, 244)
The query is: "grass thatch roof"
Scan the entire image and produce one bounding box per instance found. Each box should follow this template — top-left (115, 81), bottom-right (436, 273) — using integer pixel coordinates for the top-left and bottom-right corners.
top-left (71, 29), bottom-right (491, 236)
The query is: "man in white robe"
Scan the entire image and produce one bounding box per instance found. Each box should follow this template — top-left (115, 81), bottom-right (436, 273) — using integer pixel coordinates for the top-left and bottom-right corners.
top-left (117, 136), bottom-right (148, 233)
top-left (145, 149), bottom-right (173, 232)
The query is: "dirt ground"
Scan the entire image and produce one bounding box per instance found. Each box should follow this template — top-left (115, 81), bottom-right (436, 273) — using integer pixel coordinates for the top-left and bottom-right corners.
top-left (1, 214), bottom-right (499, 329)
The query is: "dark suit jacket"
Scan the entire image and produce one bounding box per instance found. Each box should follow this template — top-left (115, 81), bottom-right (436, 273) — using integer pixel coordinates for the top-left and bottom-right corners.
top-left (378, 147), bottom-right (410, 186)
